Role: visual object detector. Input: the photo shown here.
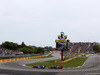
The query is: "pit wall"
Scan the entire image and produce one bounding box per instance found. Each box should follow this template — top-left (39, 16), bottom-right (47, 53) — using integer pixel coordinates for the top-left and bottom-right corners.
top-left (0, 55), bottom-right (45, 63)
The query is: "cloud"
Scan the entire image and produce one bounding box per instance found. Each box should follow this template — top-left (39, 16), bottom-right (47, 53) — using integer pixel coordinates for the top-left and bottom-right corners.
top-left (0, 0), bottom-right (100, 47)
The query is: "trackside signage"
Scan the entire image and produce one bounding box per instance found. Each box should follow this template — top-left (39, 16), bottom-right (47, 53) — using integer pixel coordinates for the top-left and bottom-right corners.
top-left (55, 40), bottom-right (67, 43)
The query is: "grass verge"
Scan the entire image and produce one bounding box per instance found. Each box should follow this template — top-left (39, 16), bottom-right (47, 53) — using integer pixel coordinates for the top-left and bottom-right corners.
top-left (26, 57), bottom-right (88, 68)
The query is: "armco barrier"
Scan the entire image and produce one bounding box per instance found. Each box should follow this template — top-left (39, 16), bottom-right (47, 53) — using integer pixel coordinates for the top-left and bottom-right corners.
top-left (0, 55), bottom-right (45, 63)
top-left (55, 57), bottom-right (77, 63)
top-left (65, 53), bottom-right (87, 56)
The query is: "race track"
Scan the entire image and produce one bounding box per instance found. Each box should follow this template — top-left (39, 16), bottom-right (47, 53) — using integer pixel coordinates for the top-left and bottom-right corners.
top-left (0, 53), bottom-right (100, 75)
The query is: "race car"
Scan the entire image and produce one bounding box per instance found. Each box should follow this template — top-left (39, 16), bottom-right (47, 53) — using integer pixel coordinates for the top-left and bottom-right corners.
top-left (33, 65), bottom-right (46, 69)
top-left (49, 65), bottom-right (63, 69)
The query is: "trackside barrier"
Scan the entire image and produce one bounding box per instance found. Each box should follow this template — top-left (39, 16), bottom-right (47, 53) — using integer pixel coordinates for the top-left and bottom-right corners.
top-left (64, 53), bottom-right (87, 56)
top-left (0, 55), bottom-right (45, 63)
top-left (97, 53), bottom-right (100, 54)
top-left (55, 57), bottom-right (77, 63)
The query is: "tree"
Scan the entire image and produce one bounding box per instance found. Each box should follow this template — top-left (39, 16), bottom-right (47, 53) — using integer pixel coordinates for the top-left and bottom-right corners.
top-left (17, 46), bottom-right (34, 54)
top-left (37, 47), bottom-right (44, 54)
top-left (1, 41), bottom-right (45, 54)
top-left (33, 47), bottom-right (38, 54)
top-left (93, 42), bottom-right (100, 52)
top-left (44, 46), bottom-right (53, 51)
top-left (1, 41), bottom-right (18, 50)
top-left (21, 42), bottom-right (26, 48)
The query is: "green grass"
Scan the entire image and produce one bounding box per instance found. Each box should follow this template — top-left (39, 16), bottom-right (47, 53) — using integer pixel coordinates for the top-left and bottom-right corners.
top-left (26, 57), bottom-right (88, 68)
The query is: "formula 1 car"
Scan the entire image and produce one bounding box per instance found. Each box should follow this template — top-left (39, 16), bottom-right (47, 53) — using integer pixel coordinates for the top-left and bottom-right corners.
top-left (49, 66), bottom-right (63, 69)
top-left (33, 65), bottom-right (46, 69)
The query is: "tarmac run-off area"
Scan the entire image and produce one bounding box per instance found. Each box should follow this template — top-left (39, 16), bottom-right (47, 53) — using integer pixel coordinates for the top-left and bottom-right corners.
top-left (0, 53), bottom-right (100, 75)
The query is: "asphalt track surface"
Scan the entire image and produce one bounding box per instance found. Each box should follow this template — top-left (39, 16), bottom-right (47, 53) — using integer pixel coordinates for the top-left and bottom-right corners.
top-left (0, 53), bottom-right (100, 75)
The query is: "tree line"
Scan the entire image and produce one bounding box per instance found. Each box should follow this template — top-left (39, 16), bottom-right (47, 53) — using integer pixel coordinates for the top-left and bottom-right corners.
top-left (0, 41), bottom-right (54, 54)
top-left (1, 41), bottom-right (100, 54)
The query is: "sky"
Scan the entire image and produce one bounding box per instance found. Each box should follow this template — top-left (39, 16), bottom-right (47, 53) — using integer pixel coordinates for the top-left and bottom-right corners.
top-left (0, 0), bottom-right (100, 47)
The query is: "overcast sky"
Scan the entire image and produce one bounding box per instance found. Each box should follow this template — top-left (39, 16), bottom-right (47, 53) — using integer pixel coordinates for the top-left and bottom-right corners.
top-left (0, 0), bottom-right (100, 47)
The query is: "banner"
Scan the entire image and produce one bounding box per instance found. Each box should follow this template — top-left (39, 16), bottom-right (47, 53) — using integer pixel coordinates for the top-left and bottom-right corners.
top-left (55, 40), bottom-right (67, 42)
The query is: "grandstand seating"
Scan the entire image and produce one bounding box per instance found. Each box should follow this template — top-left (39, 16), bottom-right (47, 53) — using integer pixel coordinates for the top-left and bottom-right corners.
top-left (68, 42), bottom-right (93, 53)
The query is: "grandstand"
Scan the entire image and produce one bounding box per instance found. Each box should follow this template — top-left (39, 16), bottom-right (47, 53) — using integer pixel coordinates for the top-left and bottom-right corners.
top-left (68, 42), bottom-right (93, 53)
top-left (0, 47), bottom-right (22, 55)
top-left (0, 47), bottom-right (5, 55)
